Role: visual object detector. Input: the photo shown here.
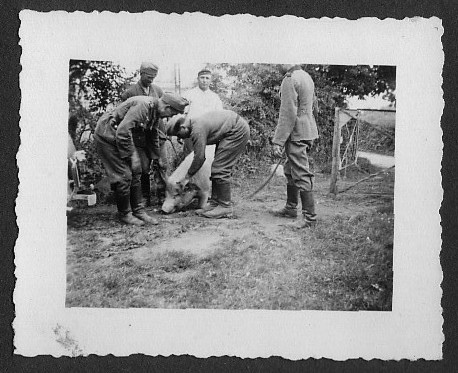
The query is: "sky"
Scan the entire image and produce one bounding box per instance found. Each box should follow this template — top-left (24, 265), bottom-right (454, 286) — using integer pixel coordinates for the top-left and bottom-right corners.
top-left (118, 60), bottom-right (206, 91)
top-left (346, 94), bottom-right (395, 110)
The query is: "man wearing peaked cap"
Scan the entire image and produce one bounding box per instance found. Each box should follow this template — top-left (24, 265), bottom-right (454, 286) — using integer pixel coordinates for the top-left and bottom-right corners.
top-left (94, 94), bottom-right (188, 226)
top-left (167, 109), bottom-right (250, 219)
top-left (161, 92), bottom-right (189, 112)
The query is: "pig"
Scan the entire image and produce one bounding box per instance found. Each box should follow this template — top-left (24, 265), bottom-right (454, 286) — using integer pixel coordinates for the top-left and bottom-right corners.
top-left (161, 144), bottom-right (216, 214)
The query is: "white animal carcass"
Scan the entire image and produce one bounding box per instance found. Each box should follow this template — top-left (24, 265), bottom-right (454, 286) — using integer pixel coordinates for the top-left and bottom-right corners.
top-left (161, 145), bottom-right (216, 214)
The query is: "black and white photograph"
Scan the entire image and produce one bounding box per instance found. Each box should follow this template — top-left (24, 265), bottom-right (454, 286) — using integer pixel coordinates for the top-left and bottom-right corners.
top-left (66, 60), bottom-right (396, 312)
top-left (14, 11), bottom-right (443, 360)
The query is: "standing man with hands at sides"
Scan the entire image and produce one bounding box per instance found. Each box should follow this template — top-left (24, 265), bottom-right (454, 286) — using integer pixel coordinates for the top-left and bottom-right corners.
top-left (180, 68), bottom-right (224, 157)
top-left (270, 64), bottom-right (319, 228)
top-left (94, 93), bottom-right (189, 226)
top-left (121, 61), bottom-right (167, 206)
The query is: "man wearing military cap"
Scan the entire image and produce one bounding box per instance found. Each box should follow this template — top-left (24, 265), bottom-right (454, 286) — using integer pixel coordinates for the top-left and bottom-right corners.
top-left (271, 64), bottom-right (319, 228)
top-left (121, 62), bottom-right (162, 101)
top-left (95, 94), bottom-right (188, 225)
top-left (121, 61), bottom-right (166, 206)
top-left (166, 109), bottom-right (250, 219)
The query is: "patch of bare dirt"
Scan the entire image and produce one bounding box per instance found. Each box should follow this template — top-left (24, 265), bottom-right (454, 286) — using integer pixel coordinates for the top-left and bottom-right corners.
top-left (67, 169), bottom-right (394, 293)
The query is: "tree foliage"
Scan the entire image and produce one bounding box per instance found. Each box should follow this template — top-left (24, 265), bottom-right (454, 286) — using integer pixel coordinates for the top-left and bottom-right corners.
top-left (68, 60), bottom-right (136, 186)
top-left (207, 63), bottom-right (396, 168)
top-left (68, 60), bottom-right (396, 188)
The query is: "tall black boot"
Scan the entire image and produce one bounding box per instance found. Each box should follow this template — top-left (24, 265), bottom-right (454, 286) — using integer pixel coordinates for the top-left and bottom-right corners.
top-left (202, 182), bottom-right (233, 219)
top-left (141, 173), bottom-right (151, 207)
top-left (297, 190), bottom-right (317, 228)
top-left (131, 185), bottom-right (158, 225)
top-left (270, 184), bottom-right (299, 218)
top-left (116, 191), bottom-right (144, 226)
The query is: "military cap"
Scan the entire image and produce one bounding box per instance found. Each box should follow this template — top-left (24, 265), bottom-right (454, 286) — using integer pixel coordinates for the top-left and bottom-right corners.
top-left (161, 93), bottom-right (189, 113)
top-left (140, 61), bottom-right (159, 75)
top-left (166, 116), bottom-right (186, 136)
top-left (197, 69), bottom-right (212, 77)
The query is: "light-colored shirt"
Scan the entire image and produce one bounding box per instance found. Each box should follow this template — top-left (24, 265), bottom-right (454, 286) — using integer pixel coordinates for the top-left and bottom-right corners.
top-left (182, 87), bottom-right (223, 119)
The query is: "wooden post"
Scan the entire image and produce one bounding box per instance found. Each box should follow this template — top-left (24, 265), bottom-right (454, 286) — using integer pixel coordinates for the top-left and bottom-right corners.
top-left (329, 107), bottom-right (341, 194)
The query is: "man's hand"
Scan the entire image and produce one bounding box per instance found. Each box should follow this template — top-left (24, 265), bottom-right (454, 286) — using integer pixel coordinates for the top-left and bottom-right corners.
top-left (272, 144), bottom-right (284, 158)
top-left (157, 156), bottom-right (165, 169)
top-left (73, 150), bottom-right (86, 162)
top-left (125, 153), bottom-right (141, 171)
top-left (305, 140), bottom-right (313, 152)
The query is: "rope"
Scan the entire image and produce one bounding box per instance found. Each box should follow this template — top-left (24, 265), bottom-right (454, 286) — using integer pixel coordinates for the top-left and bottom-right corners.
top-left (248, 156), bottom-right (285, 199)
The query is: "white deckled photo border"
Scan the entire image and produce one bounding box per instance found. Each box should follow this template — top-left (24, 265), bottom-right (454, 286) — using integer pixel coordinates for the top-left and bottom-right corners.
top-left (15, 11), bottom-right (443, 359)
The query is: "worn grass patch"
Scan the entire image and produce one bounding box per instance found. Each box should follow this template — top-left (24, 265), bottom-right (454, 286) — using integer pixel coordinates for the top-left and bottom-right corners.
top-left (67, 171), bottom-right (394, 310)
top-left (67, 203), bottom-right (393, 310)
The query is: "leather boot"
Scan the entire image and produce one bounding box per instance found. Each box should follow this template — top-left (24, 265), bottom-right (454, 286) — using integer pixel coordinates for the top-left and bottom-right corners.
top-left (196, 181), bottom-right (219, 215)
top-left (131, 185), bottom-right (158, 225)
top-left (116, 192), bottom-right (144, 226)
top-left (270, 185), bottom-right (299, 218)
top-left (202, 182), bottom-right (234, 219)
top-left (141, 173), bottom-right (151, 207)
top-left (293, 190), bottom-right (317, 228)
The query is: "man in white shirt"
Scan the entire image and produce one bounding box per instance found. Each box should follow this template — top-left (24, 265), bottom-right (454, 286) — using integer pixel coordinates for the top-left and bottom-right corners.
top-left (181, 69), bottom-right (223, 157)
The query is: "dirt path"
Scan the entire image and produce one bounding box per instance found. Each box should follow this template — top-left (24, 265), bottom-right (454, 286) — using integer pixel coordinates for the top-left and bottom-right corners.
top-left (357, 151), bottom-right (395, 169)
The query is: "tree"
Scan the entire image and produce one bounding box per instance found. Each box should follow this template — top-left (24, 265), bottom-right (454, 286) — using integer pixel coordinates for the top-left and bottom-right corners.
top-left (68, 59), bottom-right (136, 186)
top-left (207, 63), bottom-right (396, 168)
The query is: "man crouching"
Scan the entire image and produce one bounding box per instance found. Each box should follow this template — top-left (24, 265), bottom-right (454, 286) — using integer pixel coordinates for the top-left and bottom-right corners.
top-left (167, 110), bottom-right (250, 219)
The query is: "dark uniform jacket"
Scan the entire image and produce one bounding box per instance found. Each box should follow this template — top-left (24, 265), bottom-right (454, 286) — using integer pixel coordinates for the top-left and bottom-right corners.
top-left (120, 81), bottom-right (165, 158)
top-left (120, 81), bottom-right (163, 101)
top-left (94, 96), bottom-right (160, 160)
top-left (185, 110), bottom-right (243, 176)
top-left (273, 67), bottom-right (319, 147)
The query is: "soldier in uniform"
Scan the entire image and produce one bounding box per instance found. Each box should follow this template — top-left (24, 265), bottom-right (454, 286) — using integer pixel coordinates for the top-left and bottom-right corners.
top-left (271, 64), bottom-right (319, 228)
top-left (167, 109), bottom-right (250, 219)
top-left (120, 61), bottom-right (167, 206)
top-left (94, 94), bottom-right (188, 225)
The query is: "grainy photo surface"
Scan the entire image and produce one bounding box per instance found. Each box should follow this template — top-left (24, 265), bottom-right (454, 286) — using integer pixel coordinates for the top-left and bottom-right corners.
top-left (66, 60), bottom-right (396, 311)
top-left (15, 11), bottom-right (442, 360)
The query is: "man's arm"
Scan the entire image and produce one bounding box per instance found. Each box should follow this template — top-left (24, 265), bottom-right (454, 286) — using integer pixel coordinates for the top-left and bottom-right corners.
top-left (120, 85), bottom-right (135, 102)
top-left (116, 102), bottom-right (150, 159)
top-left (272, 77), bottom-right (298, 147)
top-left (186, 131), bottom-right (207, 177)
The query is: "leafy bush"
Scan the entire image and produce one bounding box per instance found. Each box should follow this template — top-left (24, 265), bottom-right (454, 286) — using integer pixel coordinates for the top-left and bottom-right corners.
top-left (208, 63), bottom-right (395, 169)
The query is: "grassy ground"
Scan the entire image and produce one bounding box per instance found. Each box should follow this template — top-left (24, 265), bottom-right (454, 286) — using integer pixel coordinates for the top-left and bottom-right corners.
top-left (67, 163), bottom-right (394, 310)
top-left (67, 165), bottom-right (394, 311)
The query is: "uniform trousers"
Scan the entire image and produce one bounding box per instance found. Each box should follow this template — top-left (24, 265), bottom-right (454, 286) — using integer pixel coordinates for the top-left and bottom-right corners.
top-left (284, 140), bottom-right (314, 192)
top-left (95, 136), bottom-right (141, 197)
top-left (211, 116), bottom-right (250, 183)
